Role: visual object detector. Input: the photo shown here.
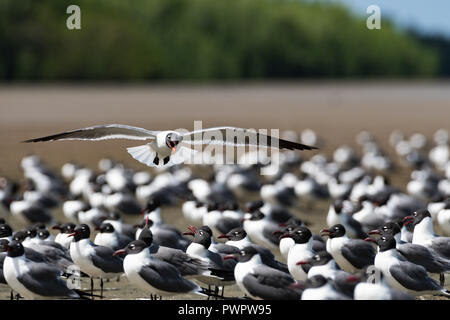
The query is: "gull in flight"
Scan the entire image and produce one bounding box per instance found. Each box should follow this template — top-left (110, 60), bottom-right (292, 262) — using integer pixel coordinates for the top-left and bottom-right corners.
top-left (23, 124), bottom-right (318, 167)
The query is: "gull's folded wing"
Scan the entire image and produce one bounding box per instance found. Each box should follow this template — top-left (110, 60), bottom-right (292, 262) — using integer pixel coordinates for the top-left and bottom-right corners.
top-left (182, 127), bottom-right (318, 151)
top-left (22, 124), bottom-right (158, 142)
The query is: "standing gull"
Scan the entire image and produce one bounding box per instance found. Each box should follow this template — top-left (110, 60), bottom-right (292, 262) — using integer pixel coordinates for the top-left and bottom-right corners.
top-left (69, 224), bottom-right (124, 298)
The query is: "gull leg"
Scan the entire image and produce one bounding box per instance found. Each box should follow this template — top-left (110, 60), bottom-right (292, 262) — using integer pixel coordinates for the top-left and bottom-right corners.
top-left (440, 273), bottom-right (445, 286)
top-left (214, 286), bottom-right (219, 300)
top-left (10, 290), bottom-right (13, 300)
top-left (163, 157), bottom-right (170, 165)
top-left (153, 156), bottom-right (159, 166)
top-left (90, 277), bottom-right (94, 299)
top-left (100, 278), bottom-right (104, 299)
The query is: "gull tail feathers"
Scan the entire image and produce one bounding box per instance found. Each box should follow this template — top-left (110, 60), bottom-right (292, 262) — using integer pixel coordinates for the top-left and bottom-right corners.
top-left (127, 144), bottom-right (158, 167)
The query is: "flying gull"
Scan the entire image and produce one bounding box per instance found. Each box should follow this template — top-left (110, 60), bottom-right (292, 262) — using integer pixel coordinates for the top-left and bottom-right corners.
top-left (23, 124), bottom-right (318, 167)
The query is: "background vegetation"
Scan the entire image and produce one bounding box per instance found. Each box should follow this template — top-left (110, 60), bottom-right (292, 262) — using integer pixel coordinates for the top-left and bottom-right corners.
top-left (0, 0), bottom-right (445, 81)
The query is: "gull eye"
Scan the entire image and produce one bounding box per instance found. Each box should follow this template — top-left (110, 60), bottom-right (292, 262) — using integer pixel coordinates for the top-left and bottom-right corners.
top-left (240, 251), bottom-right (245, 256)
top-left (234, 232), bottom-right (239, 235)
top-left (314, 255), bottom-right (320, 261)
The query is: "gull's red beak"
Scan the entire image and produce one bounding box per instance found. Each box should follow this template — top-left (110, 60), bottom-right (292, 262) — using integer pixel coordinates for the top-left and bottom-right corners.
top-left (368, 230), bottom-right (381, 235)
top-left (320, 229), bottom-right (330, 237)
top-left (296, 260), bottom-right (309, 266)
top-left (217, 234), bottom-right (228, 239)
top-left (364, 237), bottom-right (377, 243)
top-left (52, 225), bottom-right (61, 230)
top-left (113, 249), bottom-right (126, 256)
top-left (68, 232), bottom-right (77, 237)
top-left (223, 254), bottom-right (236, 260)
top-left (272, 230), bottom-right (283, 236)
top-left (279, 233), bottom-right (290, 240)
top-left (402, 216), bottom-right (413, 222)
top-left (278, 223), bottom-right (287, 227)
top-left (346, 275), bottom-right (360, 283)
top-left (404, 220), bottom-right (413, 226)
top-left (183, 231), bottom-right (195, 236)
top-left (289, 282), bottom-right (303, 289)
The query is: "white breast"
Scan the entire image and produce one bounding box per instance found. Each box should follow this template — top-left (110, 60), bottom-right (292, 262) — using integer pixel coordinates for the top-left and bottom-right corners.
top-left (354, 282), bottom-right (392, 300)
top-left (412, 217), bottom-right (435, 246)
top-left (3, 256), bottom-right (39, 300)
top-left (279, 237), bottom-right (295, 260)
top-left (287, 244), bottom-right (314, 281)
top-left (70, 239), bottom-right (110, 278)
top-left (327, 237), bottom-right (357, 273)
top-left (94, 232), bottom-right (119, 250)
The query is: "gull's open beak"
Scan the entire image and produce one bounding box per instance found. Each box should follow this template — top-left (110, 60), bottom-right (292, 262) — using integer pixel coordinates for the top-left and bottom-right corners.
top-left (364, 237), bottom-right (377, 243)
top-left (113, 249), bottom-right (126, 256)
top-left (183, 231), bottom-right (195, 236)
top-left (171, 146), bottom-right (176, 153)
top-left (404, 220), bottom-right (413, 226)
top-left (68, 232), bottom-right (77, 238)
top-left (402, 216), bottom-right (413, 222)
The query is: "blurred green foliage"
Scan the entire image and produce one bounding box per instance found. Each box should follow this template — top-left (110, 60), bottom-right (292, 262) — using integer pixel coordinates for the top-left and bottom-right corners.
top-left (0, 0), bottom-right (440, 80)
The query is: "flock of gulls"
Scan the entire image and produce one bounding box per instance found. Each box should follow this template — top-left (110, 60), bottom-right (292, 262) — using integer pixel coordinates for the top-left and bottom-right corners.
top-left (0, 124), bottom-right (449, 300)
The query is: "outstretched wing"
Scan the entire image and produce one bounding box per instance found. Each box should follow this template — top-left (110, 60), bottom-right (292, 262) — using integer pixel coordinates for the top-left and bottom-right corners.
top-left (182, 127), bottom-right (317, 151)
top-left (23, 124), bottom-right (158, 143)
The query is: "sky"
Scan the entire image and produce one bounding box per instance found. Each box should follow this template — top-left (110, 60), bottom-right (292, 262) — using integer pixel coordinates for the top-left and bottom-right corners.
top-left (321, 0), bottom-right (450, 38)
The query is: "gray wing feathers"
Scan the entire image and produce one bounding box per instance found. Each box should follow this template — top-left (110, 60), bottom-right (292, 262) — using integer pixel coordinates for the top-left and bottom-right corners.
top-left (431, 238), bottom-right (450, 260)
top-left (152, 246), bottom-right (209, 276)
top-left (341, 241), bottom-right (375, 269)
top-left (243, 265), bottom-right (300, 300)
top-left (138, 260), bottom-right (198, 293)
top-left (92, 245), bottom-right (124, 273)
top-left (183, 127), bottom-right (317, 151)
top-left (398, 243), bottom-right (450, 273)
top-left (389, 262), bottom-right (442, 292)
top-left (17, 263), bottom-right (78, 298)
top-left (23, 124), bottom-right (157, 142)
